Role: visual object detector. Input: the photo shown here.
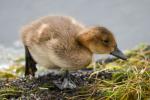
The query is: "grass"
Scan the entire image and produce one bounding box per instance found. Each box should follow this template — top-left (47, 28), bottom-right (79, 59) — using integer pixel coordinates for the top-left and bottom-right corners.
top-left (68, 43), bottom-right (150, 100)
top-left (0, 43), bottom-right (149, 100)
top-left (0, 87), bottom-right (23, 99)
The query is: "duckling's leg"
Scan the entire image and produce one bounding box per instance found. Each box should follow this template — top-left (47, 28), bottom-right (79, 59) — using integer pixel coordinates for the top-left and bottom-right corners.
top-left (25, 46), bottom-right (37, 77)
top-left (54, 70), bottom-right (77, 90)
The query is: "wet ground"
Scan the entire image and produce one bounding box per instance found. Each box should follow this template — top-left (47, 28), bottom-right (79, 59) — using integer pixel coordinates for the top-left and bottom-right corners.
top-left (0, 69), bottom-right (113, 100)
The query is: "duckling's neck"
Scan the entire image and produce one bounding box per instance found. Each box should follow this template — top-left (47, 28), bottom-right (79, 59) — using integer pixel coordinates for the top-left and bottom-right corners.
top-left (77, 32), bottom-right (92, 54)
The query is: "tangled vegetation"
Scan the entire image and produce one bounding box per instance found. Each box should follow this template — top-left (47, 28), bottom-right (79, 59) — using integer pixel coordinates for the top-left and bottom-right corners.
top-left (0, 43), bottom-right (150, 100)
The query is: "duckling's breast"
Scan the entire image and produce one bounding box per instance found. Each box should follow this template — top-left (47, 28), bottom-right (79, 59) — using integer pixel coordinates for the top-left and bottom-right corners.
top-left (48, 40), bottom-right (92, 70)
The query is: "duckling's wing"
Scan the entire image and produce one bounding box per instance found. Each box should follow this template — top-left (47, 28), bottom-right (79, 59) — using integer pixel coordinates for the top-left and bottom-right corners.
top-left (21, 22), bottom-right (55, 46)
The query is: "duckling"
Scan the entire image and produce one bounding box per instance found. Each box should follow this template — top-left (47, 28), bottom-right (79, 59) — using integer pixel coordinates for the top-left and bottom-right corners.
top-left (21, 15), bottom-right (127, 89)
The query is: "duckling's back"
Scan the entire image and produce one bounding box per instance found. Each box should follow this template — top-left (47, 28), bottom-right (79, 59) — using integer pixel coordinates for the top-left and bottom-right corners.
top-left (21, 16), bottom-right (85, 46)
top-left (21, 16), bottom-right (91, 70)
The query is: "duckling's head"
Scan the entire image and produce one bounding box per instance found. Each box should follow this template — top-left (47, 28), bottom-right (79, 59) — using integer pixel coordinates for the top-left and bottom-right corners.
top-left (77, 26), bottom-right (127, 60)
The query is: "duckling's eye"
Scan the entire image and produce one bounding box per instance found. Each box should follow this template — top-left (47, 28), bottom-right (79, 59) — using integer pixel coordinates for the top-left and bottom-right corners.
top-left (102, 40), bottom-right (109, 44)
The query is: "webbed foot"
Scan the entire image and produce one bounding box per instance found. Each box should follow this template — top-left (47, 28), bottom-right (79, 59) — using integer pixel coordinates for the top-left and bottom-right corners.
top-left (53, 70), bottom-right (77, 90)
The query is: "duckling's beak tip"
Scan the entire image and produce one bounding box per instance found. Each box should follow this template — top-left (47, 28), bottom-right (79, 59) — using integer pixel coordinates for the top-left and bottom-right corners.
top-left (110, 47), bottom-right (127, 60)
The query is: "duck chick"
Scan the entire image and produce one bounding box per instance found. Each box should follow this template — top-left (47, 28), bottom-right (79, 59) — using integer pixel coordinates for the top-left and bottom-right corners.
top-left (21, 15), bottom-right (127, 89)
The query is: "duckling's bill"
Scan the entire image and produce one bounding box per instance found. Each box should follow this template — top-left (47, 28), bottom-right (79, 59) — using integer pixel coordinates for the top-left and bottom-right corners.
top-left (110, 47), bottom-right (127, 60)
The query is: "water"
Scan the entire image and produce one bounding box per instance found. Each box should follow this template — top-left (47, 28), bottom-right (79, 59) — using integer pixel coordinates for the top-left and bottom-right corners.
top-left (0, 0), bottom-right (150, 69)
top-left (0, 44), bottom-right (23, 70)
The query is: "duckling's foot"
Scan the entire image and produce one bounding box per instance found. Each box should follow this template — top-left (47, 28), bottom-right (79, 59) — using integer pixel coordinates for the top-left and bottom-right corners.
top-left (54, 70), bottom-right (77, 90)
